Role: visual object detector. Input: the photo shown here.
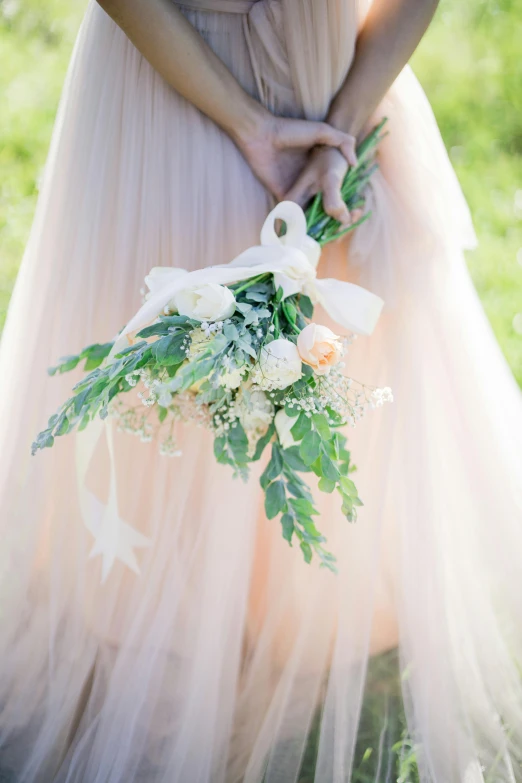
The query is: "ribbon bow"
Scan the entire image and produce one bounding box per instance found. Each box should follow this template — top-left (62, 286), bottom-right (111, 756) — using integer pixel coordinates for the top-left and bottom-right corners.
top-left (113, 201), bottom-right (383, 354)
top-left (80, 201), bottom-right (384, 582)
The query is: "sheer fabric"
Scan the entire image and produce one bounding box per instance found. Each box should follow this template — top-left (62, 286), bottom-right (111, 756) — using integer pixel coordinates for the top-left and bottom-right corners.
top-left (0, 1), bottom-right (521, 781)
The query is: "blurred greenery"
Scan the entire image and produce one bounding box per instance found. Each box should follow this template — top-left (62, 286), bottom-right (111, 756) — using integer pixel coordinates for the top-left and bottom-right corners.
top-left (0, 0), bottom-right (521, 383)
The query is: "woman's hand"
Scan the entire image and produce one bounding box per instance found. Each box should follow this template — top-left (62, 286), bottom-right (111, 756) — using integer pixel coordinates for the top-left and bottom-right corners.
top-left (284, 146), bottom-right (361, 228)
top-left (234, 109), bottom-right (357, 204)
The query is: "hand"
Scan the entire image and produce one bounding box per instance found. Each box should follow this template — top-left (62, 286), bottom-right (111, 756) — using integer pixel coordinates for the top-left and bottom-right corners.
top-left (233, 107), bottom-right (357, 203)
top-left (284, 146), bottom-right (362, 228)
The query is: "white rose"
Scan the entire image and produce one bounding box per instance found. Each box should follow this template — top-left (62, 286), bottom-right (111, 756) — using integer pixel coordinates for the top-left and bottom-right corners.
top-left (274, 409), bottom-right (298, 449)
top-left (255, 338), bottom-right (302, 390)
top-left (297, 323), bottom-right (343, 376)
top-left (236, 388), bottom-right (274, 434)
top-left (174, 283), bottom-right (236, 322)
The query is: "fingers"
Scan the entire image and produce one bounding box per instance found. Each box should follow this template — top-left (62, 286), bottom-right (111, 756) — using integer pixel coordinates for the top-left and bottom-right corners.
top-left (285, 162), bottom-right (350, 227)
top-left (322, 171), bottom-right (351, 227)
top-left (279, 119), bottom-right (357, 167)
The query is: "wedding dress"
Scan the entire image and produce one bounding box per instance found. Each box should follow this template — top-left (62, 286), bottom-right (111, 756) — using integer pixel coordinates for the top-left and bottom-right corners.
top-left (0, 1), bottom-right (521, 781)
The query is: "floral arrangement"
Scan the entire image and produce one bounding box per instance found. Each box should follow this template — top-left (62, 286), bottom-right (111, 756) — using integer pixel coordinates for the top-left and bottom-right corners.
top-left (32, 121), bottom-right (391, 575)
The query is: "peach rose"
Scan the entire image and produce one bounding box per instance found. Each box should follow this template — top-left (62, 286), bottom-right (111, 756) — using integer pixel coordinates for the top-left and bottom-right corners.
top-left (297, 323), bottom-right (343, 376)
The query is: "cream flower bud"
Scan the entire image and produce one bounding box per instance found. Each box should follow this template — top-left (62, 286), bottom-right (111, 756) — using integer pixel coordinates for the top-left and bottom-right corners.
top-left (297, 323), bottom-right (343, 376)
top-left (174, 283), bottom-right (236, 322)
top-left (274, 409), bottom-right (298, 449)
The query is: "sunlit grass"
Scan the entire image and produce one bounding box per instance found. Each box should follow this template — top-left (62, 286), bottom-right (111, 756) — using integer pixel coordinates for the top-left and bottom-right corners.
top-left (0, 0), bottom-right (521, 383)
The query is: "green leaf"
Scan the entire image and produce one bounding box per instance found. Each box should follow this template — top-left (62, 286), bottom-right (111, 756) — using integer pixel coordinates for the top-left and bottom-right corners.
top-left (289, 497), bottom-right (319, 517)
top-left (300, 540), bottom-right (313, 564)
top-left (298, 294), bottom-right (314, 319)
top-left (299, 518), bottom-right (324, 540)
top-left (322, 437), bottom-right (338, 461)
top-left (284, 403), bottom-right (300, 418)
top-left (321, 452), bottom-right (340, 482)
top-left (228, 422), bottom-right (249, 462)
top-left (237, 339), bottom-right (257, 360)
top-left (78, 414), bottom-right (90, 432)
top-left (153, 334), bottom-right (187, 366)
top-left (310, 455), bottom-right (323, 477)
top-left (223, 323), bottom-right (239, 341)
top-left (341, 495), bottom-right (354, 518)
top-left (339, 476), bottom-right (358, 496)
top-left (56, 355), bottom-right (81, 373)
top-left (171, 356), bottom-right (214, 392)
top-left (299, 430), bottom-right (321, 466)
top-left (158, 406), bottom-right (168, 423)
top-left (286, 481), bottom-right (310, 499)
top-left (251, 423), bottom-right (275, 462)
top-left (265, 480), bottom-right (286, 519)
top-left (114, 341), bottom-right (147, 357)
top-left (290, 411), bottom-right (311, 441)
top-left (318, 477), bottom-right (336, 493)
top-left (260, 444), bottom-right (283, 488)
top-left (136, 322), bottom-right (171, 338)
top-left (280, 513), bottom-right (294, 544)
top-left (84, 356), bottom-right (105, 372)
top-left (213, 435), bottom-right (228, 464)
top-left (55, 416), bottom-right (70, 436)
top-left (312, 413), bottom-right (331, 440)
top-left (281, 446), bottom-right (310, 473)
top-left (283, 301), bottom-right (297, 325)
top-left (73, 388), bottom-right (90, 417)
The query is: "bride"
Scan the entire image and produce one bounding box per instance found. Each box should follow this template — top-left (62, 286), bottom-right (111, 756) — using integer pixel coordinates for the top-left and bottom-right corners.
top-left (0, 0), bottom-right (521, 780)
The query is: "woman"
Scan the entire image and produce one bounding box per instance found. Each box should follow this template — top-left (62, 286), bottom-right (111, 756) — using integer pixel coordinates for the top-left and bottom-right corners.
top-left (0, 0), bottom-right (521, 781)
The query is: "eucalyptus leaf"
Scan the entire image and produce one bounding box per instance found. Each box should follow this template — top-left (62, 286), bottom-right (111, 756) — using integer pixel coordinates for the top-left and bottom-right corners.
top-left (318, 477), bottom-right (336, 494)
top-left (321, 452), bottom-right (340, 482)
top-left (265, 480), bottom-right (286, 520)
top-left (298, 294), bottom-right (314, 319)
top-left (280, 513), bottom-right (294, 544)
top-left (290, 411), bottom-right (311, 441)
top-left (299, 430), bottom-right (321, 466)
top-left (312, 413), bottom-right (331, 440)
top-left (281, 446), bottom-right (310, 473)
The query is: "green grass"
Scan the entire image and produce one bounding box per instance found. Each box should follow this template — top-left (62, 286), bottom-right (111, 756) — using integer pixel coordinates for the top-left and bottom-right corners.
top-left (1, 0), bottom-right (521, 383)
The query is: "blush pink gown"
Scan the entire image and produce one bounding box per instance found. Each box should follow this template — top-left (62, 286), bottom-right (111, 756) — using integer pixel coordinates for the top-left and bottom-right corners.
top-left (0, 1), bottom-right (521, 781)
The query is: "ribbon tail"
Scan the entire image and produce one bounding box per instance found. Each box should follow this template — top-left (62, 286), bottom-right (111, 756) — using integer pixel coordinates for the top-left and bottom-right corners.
top-left (76, 418), bottom-right (152, 583)
top-left (313, 278), bottom-right (384, 336)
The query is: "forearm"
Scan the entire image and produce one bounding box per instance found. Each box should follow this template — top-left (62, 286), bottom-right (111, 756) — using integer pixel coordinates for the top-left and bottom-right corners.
top-left (328, 0), bottom-right (439, 137)
top-left (96, 0), bottom-right (264, 141)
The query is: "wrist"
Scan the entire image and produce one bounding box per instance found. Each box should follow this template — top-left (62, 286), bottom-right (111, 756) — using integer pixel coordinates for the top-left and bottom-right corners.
top-left (327, 101), bottom-right (368, 141)
top-left (224, 96), bottom-right (270, 150)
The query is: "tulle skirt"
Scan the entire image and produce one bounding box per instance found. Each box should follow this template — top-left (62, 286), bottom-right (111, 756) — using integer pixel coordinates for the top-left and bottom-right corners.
top-left (0, 1), bottom-right (521, 781)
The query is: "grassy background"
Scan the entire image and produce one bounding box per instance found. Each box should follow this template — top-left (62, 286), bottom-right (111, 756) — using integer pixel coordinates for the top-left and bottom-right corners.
top-left (1, 0), bottom-right (521, 382)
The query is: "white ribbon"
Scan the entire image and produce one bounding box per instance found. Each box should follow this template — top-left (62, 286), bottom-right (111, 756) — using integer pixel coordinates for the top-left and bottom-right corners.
top-left (78, 201), bottom-right (383, 581)
top-left (76, 418), bottom-right (151, 583)
top-left (113, 201), bottom-right (383, 354)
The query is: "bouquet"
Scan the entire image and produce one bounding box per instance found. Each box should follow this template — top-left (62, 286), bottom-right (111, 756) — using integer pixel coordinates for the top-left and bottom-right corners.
top-left (33, 120), bottom-right (391, 576)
